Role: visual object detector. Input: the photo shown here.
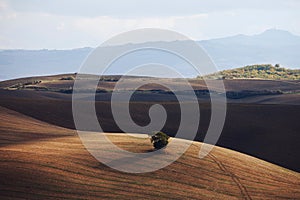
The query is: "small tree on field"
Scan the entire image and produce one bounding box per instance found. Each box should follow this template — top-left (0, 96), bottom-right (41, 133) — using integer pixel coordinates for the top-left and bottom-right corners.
top-left (150, 131), bottom-right (169, 149)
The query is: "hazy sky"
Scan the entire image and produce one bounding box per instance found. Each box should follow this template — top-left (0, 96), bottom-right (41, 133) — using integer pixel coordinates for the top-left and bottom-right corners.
top-left (1, 0), bottom-right (300, 49)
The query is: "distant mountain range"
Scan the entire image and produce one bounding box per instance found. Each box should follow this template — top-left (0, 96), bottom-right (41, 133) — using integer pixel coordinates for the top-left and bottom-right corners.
top-left (201, 29), bottom-right (300, 69)
top-left (0, 47), bottom-right (92, 81)
top-left (1, 29), bottom-right (300, 80)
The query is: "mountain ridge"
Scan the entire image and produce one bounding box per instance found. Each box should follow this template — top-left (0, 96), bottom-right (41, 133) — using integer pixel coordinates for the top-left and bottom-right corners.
top-left (1, 28), bottom-right (300, 80)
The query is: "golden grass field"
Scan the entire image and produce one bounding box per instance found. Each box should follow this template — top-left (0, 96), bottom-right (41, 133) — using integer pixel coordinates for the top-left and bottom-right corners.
top-left (1, 106), bottom-right (299, 199)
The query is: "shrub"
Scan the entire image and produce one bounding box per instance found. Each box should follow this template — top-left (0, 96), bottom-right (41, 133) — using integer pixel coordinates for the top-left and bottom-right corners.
top-left (60, 76), bottom-right (74, 80)
top-left (150, 131), bottom-right (170, 149)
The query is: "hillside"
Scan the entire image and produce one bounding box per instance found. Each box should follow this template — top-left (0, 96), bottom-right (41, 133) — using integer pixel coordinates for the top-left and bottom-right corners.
top-left (201, 64), bottom-right (300, 80)
top-left (0, 76), bottom-right (300, 173)
top-left (1, 73), bottom-right (299, 93)
top-left (0, 106), bottom-right (299, 199)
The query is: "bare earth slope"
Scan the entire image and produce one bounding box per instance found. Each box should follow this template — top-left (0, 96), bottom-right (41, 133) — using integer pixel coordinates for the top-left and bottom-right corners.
top-left (0, 106), bottom-right (299, 199)
top-left (0, 74), bottom-right (299, 173)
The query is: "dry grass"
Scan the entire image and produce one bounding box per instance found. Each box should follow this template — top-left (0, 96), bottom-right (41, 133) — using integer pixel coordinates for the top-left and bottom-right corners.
top-left (1, 74), bottom-right (299, 93)
top-left (0, 106), bottom-right (299, 199)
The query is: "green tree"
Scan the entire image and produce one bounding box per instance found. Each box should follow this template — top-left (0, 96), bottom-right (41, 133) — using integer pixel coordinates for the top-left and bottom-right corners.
top-left (150, 131), bottom-right (170, 149)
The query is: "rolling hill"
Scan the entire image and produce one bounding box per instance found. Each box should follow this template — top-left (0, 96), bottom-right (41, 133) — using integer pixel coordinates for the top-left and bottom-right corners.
top-left (0, 74), bottom-right (299, 174)
top-left (0, 106), bottom-right (299, 199)
top-left (201, 64), bottom-right (300, 80)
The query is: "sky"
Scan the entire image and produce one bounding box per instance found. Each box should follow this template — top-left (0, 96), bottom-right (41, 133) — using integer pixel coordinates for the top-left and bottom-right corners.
top-left (0, 0), bottom-right (300, 49)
